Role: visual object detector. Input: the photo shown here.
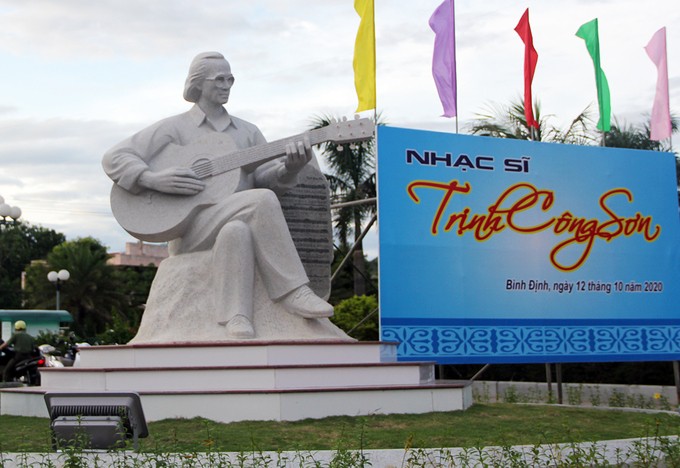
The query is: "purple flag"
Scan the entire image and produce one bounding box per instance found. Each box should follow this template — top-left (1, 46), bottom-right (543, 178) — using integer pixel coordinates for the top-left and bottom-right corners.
top-left (645, 27), bottom-right (672, 141)
top-left (429, 0), bottom-right (457, 118)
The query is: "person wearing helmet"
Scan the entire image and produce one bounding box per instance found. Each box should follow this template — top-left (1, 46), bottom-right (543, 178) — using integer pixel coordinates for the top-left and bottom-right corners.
top-left (0, 320), bottom-right (36, 382)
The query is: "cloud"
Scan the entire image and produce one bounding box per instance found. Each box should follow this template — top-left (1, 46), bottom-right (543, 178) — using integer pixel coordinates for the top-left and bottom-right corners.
top-left (0, 0), bottom-right (251, 59)
top-left (0, 1), bottom-right (359, 62)
top-left (0, 174), bottom-right (23, 188)
top-left (0, 105), bottom-right (17, 115)
top-left (0, 115), bottom-right (141, 250)
top-left (0, 117), bottom-right (139, 167)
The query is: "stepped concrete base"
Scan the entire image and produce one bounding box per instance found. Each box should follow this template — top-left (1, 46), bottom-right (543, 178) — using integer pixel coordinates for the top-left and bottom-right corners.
top-left (0, 341), bottom-right (473, 423)
top-left (1, 383), bottom-right (471, 423)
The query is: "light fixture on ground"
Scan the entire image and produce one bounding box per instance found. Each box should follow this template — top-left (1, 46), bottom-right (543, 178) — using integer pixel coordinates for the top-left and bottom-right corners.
top-left (47, 269), bottom-right (70, 310)
top-left (44, 392), bottom-right (148, 451)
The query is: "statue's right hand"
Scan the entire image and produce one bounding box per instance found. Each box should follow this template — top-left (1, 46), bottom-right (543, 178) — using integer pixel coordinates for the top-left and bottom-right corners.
top-left (138, 167), bottom-right (205, 195)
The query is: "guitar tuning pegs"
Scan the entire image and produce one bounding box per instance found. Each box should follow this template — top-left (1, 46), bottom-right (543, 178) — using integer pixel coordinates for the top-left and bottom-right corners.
top-left (336, 145), bottom-right (344, 151)
top-left (362, 142), bottom-right (369, 150)
top-left (354, 114), bottom-right (360, 120)
top-left (342, 116), bottom-right (348, 122)
top-left (349, 144), bottom-right (357, 151)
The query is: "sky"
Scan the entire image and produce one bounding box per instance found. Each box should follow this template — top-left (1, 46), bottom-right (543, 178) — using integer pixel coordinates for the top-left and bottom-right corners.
top-left (0, 0), bottom-right (677, 260)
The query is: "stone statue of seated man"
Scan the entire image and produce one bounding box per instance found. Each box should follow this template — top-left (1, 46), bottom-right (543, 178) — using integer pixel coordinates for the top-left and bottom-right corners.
top-left (102, 51), bottom-right (338, 341)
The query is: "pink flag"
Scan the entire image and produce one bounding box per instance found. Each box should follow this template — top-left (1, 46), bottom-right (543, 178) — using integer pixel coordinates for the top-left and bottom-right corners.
top-left (645, 27), bottom-right (672, 141)
top-left (429, 0), bottom-right (457, 117)
top-left (515, 8), bottom-right (538, 129)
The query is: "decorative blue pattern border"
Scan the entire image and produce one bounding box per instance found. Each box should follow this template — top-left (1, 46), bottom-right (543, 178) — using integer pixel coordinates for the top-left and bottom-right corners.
top-left (381, 319), bottom-right (680, 363)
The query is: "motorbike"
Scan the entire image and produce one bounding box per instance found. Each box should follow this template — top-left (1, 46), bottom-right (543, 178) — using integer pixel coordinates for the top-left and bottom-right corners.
top-left (39, 335), bottom-right (82, 367)
top-left (39, 342), bottom-right (83, 368)
top-left (39, 344), bottom-right (66, 368)
top-left (0, 343), bottom-right (44, 386)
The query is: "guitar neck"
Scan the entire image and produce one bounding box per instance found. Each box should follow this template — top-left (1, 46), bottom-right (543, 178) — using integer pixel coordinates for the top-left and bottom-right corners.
top-left (208, 127), bottom-right (331, 177)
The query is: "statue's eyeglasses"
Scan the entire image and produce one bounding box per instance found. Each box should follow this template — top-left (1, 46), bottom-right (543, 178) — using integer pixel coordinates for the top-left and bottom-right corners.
top-left (205, 75), bottom-right (234, 87)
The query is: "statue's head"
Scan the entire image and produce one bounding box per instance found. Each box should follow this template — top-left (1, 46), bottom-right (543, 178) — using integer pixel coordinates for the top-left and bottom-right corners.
top-left (184, 52), bottom-right (233, 103)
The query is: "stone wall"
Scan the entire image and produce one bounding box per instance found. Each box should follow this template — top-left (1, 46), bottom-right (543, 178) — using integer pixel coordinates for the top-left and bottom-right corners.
top-left (472, 380), bottom-right (678, 410)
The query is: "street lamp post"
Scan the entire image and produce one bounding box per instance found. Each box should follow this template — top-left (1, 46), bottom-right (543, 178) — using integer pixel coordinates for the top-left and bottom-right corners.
top-left (0, 195), bottom-right (22, 227)
top-left (47, 269), bottom-right (70, 310)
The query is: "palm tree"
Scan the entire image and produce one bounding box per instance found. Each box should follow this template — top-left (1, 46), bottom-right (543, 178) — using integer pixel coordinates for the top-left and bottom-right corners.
top-left (24, 237), bottom-right (123, 336)
top-left (605, 116), bottom-right (678, 151)
top-left (606, 116), bottom-right (680, 190)
top-left (310, 115), bottom-right (378, 296)
top-left (469, 97), bottom-right (596, 146)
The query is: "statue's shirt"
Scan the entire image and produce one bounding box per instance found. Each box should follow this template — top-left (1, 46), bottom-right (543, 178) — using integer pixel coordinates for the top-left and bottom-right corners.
top-left (102, 104), bottom-right (275, 194)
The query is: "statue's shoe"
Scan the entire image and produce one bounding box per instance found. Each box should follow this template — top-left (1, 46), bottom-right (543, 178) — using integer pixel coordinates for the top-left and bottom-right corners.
top-left (219, 314), bottom-right (255, 339)
top-left (280, 285), bottom-right (334, 319)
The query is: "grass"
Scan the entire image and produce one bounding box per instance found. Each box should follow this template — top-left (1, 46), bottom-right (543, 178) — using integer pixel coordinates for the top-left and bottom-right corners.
top-left (1, 404), bottom-right (679, 454)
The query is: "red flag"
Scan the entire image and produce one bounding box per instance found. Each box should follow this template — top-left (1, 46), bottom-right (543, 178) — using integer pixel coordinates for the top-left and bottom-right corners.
top-left (514, 8), bottom-right (538, 129)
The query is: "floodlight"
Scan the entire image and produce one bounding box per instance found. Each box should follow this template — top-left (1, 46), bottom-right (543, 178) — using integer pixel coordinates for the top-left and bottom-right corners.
top-left (44, 392), bottom-right (148, 451)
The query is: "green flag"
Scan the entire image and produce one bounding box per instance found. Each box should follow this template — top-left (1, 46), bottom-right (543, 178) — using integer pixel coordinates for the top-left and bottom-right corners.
top-left (576, 18), bottom-right (611, 132)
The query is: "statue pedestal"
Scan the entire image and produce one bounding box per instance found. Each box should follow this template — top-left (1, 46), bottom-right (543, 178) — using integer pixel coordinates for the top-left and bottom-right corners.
top-left (0, 341), bottom-right (472, 422)
top-left (133, 251), bottom-right (348, 343)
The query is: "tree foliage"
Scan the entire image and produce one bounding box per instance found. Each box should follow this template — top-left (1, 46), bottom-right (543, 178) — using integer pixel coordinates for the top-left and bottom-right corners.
top-left (601, 117), bottom-right (679, 188)
top-left (469, 97), bottom-right (596, 145)
top-left (329, 255), bottom-right (377, 305)
top-left (23, 237), bottom-right (124, 336)
top-left (113, 264), bottom-right (157, 330)
top-left (330, 294), bottom-right (379, 341)
top-left (0, 222), bottom-right (65, 308)
top-left (31, 264), bottom-right (155, 345)
top-left (605, 116), bottom-right (679, 151)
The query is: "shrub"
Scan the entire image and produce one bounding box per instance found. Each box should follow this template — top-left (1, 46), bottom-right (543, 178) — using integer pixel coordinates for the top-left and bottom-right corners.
top-left (330, 295), bottom-right (379, 341)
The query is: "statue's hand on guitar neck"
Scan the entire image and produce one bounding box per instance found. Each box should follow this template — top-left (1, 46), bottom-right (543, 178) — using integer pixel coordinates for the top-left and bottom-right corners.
top-left (138, 167), bottom-right (206, 195)
top-left (283, 136), bottom-right (313, 174)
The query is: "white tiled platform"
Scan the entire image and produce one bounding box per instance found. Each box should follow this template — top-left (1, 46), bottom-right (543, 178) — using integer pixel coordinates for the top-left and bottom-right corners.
top-left (0, 341), bottom-right (472, 423)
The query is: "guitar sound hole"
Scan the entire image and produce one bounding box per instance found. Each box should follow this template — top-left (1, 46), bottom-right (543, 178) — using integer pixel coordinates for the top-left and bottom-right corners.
top-left (191, 158), bottom-right (213, 178)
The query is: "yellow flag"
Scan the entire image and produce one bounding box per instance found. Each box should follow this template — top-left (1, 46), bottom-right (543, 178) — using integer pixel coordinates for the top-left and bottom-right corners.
top-left (353, 0), bottom-right (376, 112)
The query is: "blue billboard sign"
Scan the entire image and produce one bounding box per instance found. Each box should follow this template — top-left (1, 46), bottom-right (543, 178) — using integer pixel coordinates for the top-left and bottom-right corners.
top-left (378, 126), bottom-right (680, 363)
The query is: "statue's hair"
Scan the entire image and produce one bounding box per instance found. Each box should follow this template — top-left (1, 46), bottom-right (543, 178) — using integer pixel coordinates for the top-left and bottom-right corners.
top-left (183, 51), bottom-right (230, 103)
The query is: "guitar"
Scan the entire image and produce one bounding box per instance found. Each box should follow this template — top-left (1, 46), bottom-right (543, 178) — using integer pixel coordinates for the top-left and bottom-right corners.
top-left (110, 116), bottom-right (374, 242)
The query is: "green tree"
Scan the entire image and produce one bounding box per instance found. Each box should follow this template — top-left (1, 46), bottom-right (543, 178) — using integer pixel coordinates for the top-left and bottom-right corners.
top-left (469, 97), bottom-right (595, 145)
top-left (604, 117), bottom-right (679, 190)
top-left (94, 312), bottom-right (139, 345)
top-left (604, 116), bottom-right (678, 151)
top-left (330, 295), bottom-right (379, 341)
top-left (310, 115), bottom-right (378, 296)
top-left (112, 264), bottom-right (157, 332)
top-left (24, 237), bottom-right (123, 336)
top-left (0, 222), bottom-right (65, 308)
